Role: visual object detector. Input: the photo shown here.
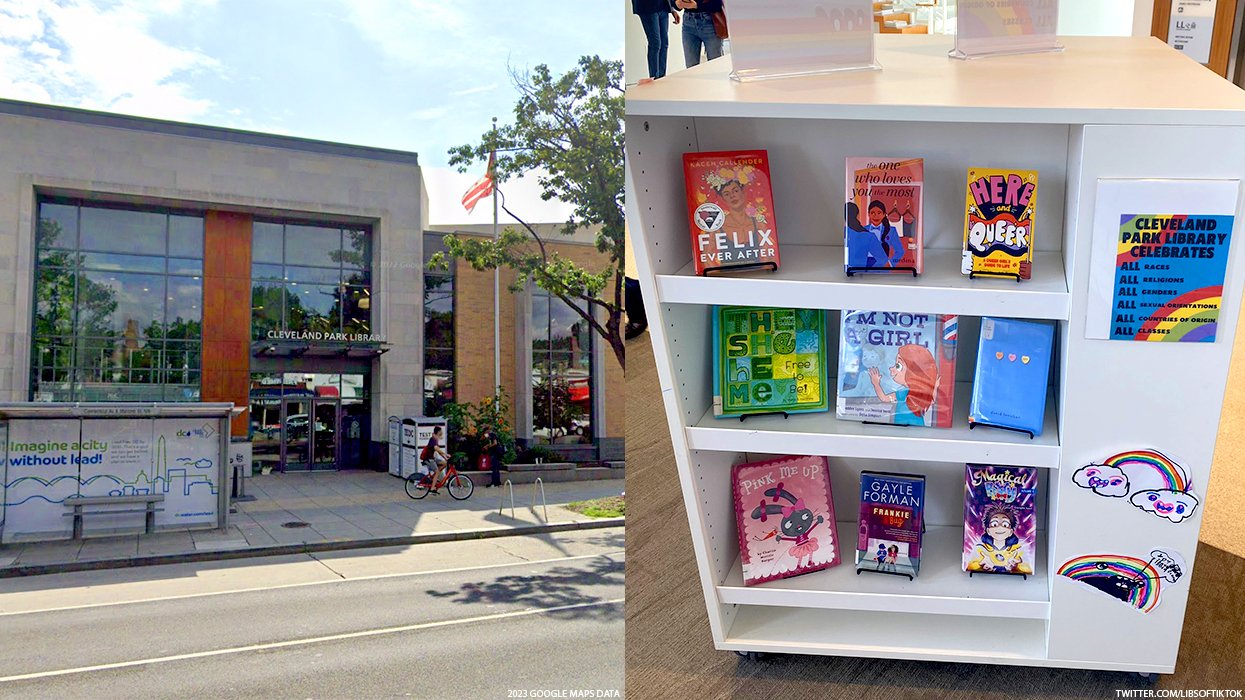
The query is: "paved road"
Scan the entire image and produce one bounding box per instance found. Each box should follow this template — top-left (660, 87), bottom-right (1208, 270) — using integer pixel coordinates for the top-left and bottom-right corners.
top-left (0, 528), bottom-right (624, 699)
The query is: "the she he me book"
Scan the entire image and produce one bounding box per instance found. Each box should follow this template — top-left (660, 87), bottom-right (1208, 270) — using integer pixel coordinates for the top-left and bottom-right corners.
top-left (683, 150), bottom-right (780, 276)
top-left (733, 455), bottom-right (840, 586)
top-left (845, 157), bottom-right (924, 275)
top-left (856, 471), bottom-right (925, 579)
top-left (963, 465), bottom-right (1037, 577)
top-left (837, 310), bottom-right (957, 428)
top-left (969, 317), bottom-right (1055, 437)
top-left (961, 168), bottom-right (1039, 280)
top-left (713, 306), bottom-right (829, 418)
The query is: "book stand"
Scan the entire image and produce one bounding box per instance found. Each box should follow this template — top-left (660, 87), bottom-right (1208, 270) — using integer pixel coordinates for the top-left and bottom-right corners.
top-left (968, 421), bottom-right (1036, 440)
top-left (969, 569), bottom-right (1029, 581)
top-left (855, 563), bottom-right (914, 582)
top-left (700, 261), bottom-right (779, 277)
top-left (845, 266), bottom-right (918, 278)
top-left (627, 35), bottom-right (1245, 675)
top-left (737, 411), bottom-right (789, 422)
top-left (968, 270), bottom-right (1022, 282)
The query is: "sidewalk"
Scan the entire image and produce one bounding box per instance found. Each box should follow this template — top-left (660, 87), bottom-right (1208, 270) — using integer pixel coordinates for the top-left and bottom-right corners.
top-left (0, 471), bottom-right (624, 576)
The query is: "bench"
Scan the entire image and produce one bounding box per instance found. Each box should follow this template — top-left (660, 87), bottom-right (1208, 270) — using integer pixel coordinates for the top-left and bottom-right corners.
top-left (63, 494), bottom-right (165, 539)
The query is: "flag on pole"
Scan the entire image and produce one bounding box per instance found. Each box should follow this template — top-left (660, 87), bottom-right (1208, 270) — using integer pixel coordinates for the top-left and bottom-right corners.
top-left (461, 151), bottom-right (495, 213)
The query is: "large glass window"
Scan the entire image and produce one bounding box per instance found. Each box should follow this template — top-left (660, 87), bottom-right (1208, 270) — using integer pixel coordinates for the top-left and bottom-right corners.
top-left (531, 289), bottom-right (593, 444)
top-left (250, 221), bottom-right (373, 340)
top-left (423, 233), bottom-right (454, 416)
top-left (31, 200), bottom-right (204, 402)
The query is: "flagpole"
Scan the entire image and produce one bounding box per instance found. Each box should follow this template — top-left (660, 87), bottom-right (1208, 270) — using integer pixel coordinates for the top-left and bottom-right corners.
top-left (491, 117), bottom-right (501, 397)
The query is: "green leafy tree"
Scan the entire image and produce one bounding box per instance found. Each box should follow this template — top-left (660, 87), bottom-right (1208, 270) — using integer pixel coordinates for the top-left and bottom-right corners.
top-left (532, 376), bottom-right (584, 442)
top-left (440, 55), bottom-right (625, 369)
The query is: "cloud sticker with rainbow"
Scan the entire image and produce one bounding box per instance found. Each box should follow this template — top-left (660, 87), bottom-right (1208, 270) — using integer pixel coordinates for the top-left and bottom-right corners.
top-left (1057, 549), bottom-right (1186, 614)
top-left (1071, 449), bottom-right (1199, 524)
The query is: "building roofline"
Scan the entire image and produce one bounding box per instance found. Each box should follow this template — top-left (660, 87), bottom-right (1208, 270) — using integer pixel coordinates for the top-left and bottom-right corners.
top-left (0, 98), bottom-right (420, 166)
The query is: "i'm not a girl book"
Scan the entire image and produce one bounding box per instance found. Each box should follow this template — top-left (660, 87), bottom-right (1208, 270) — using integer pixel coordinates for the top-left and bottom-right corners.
top-left (969, 317), bottom-right (1055, 437)
top-left (713, 306), bottom-right (829, 418)
top-left (856, 471), bottom-right (925, 580)
top-left (684, 150), bottom-right (780, 276)
top-left (844, 157), bottom-right (924, 276)
top-left (961, 168), bottom-right (1039, 281)
top-left (963, 465), bottom-right (1037, 577)
top-left (733, 454), bottom-right (840, 586)
top-left (837, 310), bottom-right (957, 428)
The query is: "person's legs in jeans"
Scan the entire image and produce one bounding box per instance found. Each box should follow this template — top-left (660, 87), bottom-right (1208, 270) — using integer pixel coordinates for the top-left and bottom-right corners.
top-left (655, 14), bottom-right (669, 78)
top-left (703, 31), bottom-right (724, 61)
top-left (683, 14), bottom-right (706, 67)
top-left (638, 12), bottom-right (662, 79)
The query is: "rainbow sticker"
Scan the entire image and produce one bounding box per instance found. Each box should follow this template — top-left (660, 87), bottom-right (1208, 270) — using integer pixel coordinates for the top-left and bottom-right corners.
top-left (1058, 549), bottom-right (1185, 614)
top-left (1102, 450), bottom-right (1189, 493)
top-left (1071, 449), bottom-right (1200, 524)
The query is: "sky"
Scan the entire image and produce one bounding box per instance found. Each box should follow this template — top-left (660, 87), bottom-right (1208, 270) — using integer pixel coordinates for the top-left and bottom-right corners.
top-left (0, 0), bottom-right (622, 224)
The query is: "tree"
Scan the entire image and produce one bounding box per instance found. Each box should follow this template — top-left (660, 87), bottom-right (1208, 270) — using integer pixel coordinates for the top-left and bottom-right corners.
top-left (439, 55), bottom-right (626, 369)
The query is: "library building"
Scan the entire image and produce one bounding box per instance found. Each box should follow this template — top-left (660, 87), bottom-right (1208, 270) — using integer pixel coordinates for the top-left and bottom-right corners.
top-left (0, 99), bottom-right (622, 473)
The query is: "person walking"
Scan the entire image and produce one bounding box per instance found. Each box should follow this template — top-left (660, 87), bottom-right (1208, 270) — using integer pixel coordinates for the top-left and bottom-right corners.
top-left (676, 0), bottom-right (724, 68)
top-left (482, 427), bottom-right (505, 488)
top-left (632, 0), bottom-right (680, 80)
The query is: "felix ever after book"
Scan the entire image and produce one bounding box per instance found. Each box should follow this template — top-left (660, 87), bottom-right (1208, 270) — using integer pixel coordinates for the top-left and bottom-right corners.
top-left (963, 465), bottom-right (1038, 577)
top-left (837, 310), bottom-right (957, 427)
top-left (684, 150), bottom-right (780, 276)
top-left (856, 471), bottom-right (925, 579)
top-left (733, 455), bottom-right (840, 586)
top-left (714, 306), bottom-right (829, 418)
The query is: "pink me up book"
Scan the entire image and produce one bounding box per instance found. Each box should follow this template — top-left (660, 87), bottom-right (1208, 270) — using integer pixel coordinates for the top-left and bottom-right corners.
top-left (732, 454), bottom-right (841, 586)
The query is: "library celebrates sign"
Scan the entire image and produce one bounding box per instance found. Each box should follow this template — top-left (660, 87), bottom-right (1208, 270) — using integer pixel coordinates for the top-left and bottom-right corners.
top-left (1087, 180), bottom-right (1239, 343)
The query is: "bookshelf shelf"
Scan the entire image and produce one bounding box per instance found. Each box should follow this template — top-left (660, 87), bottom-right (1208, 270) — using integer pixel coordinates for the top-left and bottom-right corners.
top-left (656, 246), bottom-right (1070, 320)
top-left (686, 384), bottom-right (1060, 467)
top-left (627, 33), bottom-right (1245, 674)
top-left (718, 523), bottom-right (1050, 619)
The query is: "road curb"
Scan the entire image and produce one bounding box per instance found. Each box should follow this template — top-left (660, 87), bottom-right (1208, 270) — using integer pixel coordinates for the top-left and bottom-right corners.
top-left (0, 517), bottom-right (625, 579)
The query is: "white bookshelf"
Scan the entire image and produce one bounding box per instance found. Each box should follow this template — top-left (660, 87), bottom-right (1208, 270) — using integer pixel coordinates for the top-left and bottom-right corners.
top-left (627, 35), bottom-right (1245, 674)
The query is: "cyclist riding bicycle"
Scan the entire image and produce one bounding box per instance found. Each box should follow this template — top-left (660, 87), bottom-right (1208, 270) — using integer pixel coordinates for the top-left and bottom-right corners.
top-left (420, 426), bottom-right (451, 493)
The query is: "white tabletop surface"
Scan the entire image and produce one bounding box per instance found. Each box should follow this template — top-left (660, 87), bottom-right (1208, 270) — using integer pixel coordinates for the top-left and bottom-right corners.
top-left (626, 35), bottom-right (1245, 125)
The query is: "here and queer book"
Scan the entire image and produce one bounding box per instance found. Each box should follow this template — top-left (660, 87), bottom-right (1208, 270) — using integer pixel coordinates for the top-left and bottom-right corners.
top-left (713, 306), bottom-right (829, 418)
top-left (732, 455), bottom-right (840, 586)
top-left (962, 167), bottom-right (1039, 281)
top-left (963, 464), bottom-right (1038, 577)
top-left (856, 471), bottom-right (925, 579)
top-left (969, 317), bottom-right (1055, 437)
top-left (845, 157), bottom-right (924, 275)
top-left (684, 150), bottom-right (780, 276)
top-left (837, 310), bottom-right (957, 427)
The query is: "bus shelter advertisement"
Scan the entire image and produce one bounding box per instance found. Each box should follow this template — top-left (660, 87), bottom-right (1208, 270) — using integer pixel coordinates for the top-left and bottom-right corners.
top-left (1, 418), bottom-right (221, 542)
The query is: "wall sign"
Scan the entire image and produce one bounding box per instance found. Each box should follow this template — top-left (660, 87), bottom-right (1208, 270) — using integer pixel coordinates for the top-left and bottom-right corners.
top-left (1168, 0), bottom-right (1216, 64)
top-left (1087, 179), bottom-right (1239, 343)
top-left (952, 0), bottom-right (1061, 60)
top-left (265, 330), bottom-right (385, 343)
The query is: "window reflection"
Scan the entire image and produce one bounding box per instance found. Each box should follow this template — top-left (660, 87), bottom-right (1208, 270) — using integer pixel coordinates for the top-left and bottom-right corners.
top-left (423, 232), bottom-right (455, 416)
top-left (251, 222), bottom-right (372, 340)
top-left (531, 290), bottom-right (593, 444)
top-left (31, 200), bottom-right (204, 402)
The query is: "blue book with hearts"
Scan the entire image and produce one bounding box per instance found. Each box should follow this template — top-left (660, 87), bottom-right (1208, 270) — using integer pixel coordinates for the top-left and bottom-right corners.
top-left (969, 318), bottom-right (1055, 436)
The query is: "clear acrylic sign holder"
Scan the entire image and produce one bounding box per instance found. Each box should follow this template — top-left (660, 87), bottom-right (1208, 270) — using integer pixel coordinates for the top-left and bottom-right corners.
top-left (951, 0), bottom-right (1063, 60)
top-left (727, 0), bottom-right (880, 82)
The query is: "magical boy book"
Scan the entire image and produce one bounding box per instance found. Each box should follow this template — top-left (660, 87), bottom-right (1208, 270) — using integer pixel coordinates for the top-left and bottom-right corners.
top-left (962, 168), bottom-right (1039, 280)
top-left (963, 465), bottom-right (1037, 577)
top-left (684, 150), bottom-right (780, 276)
top-left (969, 317), bottom-right (1055, 437)
top-left (713, 306), bottom-right (829, 418)
top-left (856, 471), bottom-right (925, 579)
top-left (733, 455), bottom-right (840, 586)
top-left (845, 157), bottom-right (924, 275)
top-left (837, 310), bottom-right (957, 428)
